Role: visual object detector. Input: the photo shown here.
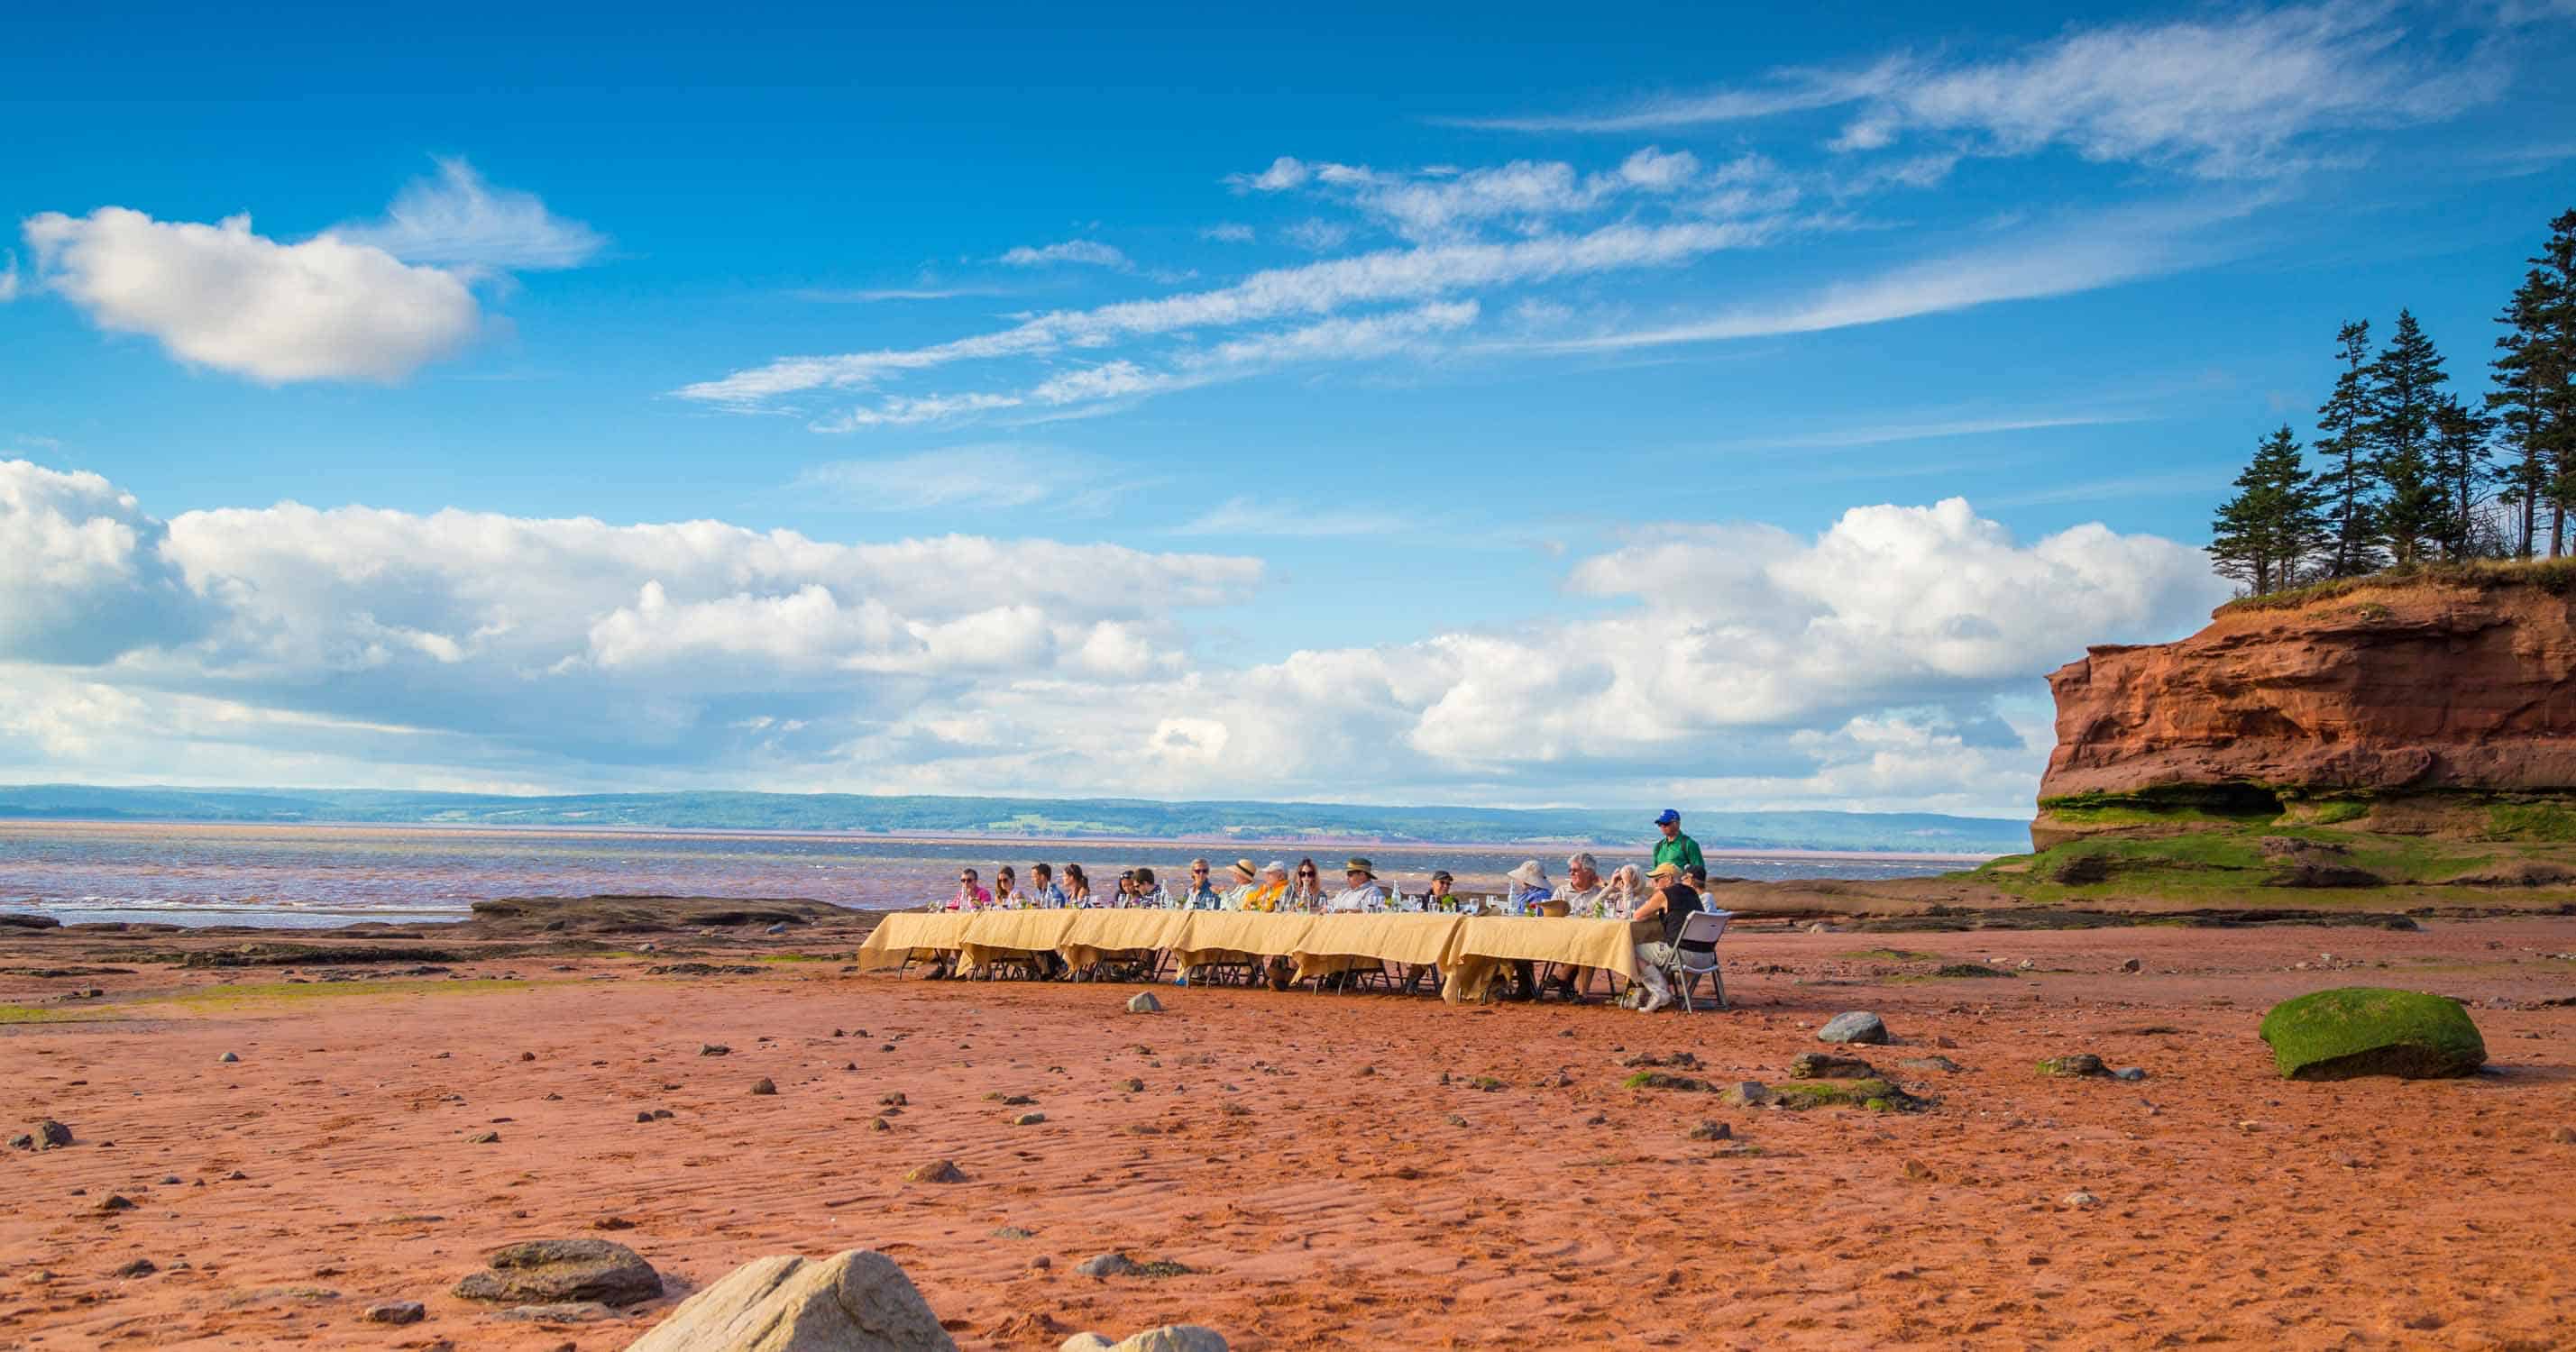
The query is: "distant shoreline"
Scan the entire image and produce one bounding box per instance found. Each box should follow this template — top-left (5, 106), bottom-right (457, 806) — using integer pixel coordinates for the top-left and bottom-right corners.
top-left (0, 817), bottom-right (2002, 864)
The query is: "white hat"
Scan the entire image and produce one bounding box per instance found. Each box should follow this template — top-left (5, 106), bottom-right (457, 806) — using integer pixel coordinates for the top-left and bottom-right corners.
top-left (1263, 859), bottom-right (1290, 876)
top-left (1507, 860), bottom-right (1548, 888)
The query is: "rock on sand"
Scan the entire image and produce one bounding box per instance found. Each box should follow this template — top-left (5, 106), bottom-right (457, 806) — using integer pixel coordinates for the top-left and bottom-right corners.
top-left (2259, 987), bottom-right (2487, 1080)
top-left (451, 1238), bottom-right (662, 1307)
top-left (624, 1248), bottom-right (953, 1351)
top-left (1816, 1011), bottom-right (1888, 1045)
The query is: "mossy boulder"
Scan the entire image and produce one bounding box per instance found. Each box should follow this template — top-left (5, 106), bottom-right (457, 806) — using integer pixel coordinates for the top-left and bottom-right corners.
top-left (2258, 987), bottom-right (2486, 1081)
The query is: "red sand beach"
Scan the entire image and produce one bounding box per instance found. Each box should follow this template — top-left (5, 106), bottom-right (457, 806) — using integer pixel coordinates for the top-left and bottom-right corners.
top-left (5, 918), bottom-right (2575, 1349)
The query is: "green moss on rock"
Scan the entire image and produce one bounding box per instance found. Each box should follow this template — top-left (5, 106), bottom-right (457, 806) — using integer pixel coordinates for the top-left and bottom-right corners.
top-left (2258, 987), bottom-right (2486, 1081)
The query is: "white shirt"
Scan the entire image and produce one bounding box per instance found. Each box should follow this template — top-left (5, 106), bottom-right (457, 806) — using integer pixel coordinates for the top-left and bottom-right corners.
top-left (1325, 881), bottom-right (1386, 912)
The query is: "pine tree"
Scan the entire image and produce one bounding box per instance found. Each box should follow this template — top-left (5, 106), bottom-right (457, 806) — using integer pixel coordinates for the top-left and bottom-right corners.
top-left (2365, 310), bottom-right (2452, 568)
top-left (2490, 269), bottom-right (2558, 556)
top-left (2209, 425), bottom-right (2326, 594)
top-left (2429, 394), bottom-right (2497, 559)
top-left (2315, 319), bottom-right (2383, 576)
top-left (2488, 210), bottom-right (2576, 556)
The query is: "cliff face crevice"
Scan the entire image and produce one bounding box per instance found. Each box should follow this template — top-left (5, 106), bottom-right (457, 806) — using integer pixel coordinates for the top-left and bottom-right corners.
top-left (2036, 580), bottom-right (2576, 843)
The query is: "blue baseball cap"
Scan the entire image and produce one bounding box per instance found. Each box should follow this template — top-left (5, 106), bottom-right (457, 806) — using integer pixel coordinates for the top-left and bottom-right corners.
top-left (1654, 808), bottom-right (1681, 826)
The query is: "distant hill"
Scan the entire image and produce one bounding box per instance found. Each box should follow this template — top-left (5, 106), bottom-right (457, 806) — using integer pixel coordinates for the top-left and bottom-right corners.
top-left (0, 784), bottom-right (2024, 855)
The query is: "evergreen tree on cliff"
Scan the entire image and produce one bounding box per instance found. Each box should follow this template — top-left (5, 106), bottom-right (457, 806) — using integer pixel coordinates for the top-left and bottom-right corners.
top-left (2429, 393), bottom-right (2498, 558)
top-left (2489, 210), bottom-right (2576, 557)
top-left (2365, 310), bottom-right (2451, 567)
top-left (2210, 425), bottom-right (2326, 594)
top-left (2315, 319), bottom-right (2383, 575)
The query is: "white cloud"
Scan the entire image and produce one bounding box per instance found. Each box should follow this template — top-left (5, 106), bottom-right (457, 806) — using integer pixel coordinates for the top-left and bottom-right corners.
top-left (23, 208), bottom-right (481, 383)
top-left (338, 157), bottom-right (605, 270)
top-left (1171, 495), bottom-right (1407, 538)
top-left (679, 219), bottom-right (1763, 405)
top-left (0, 251), bottom-right (18, 302)
top-left (997, 240), bottom-right (1132, 269)
top-left (1279, 219), bottom-right (1352, 252)
top-left (1467, 5), bottom-right (2504, 178)
top-left (1202, 223), bottom-right (1256, 243)
top-left (1230, 156), bottom-right (1317, 192)
top-left (1, 464), bottom-right (2226, 812)
top-left (0, 460), bottom-right (206, 663)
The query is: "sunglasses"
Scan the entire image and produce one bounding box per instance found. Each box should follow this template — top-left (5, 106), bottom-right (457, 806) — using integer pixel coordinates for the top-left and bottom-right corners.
top-left (1191, 867), bottom-right (1208, 874)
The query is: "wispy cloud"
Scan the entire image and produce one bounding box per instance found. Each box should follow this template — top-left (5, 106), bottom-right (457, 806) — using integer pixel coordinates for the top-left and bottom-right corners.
top-left (1201, 223), bottom-right (1256, 243)
top-left (1982, 467), bottom-right (2236, 508)
top-left (339, 157), bottom-right (606, 270)
top-left (1727, 410), bottom-right (2152, 451)
top-left (1488, 197), bottom-right (2261, 357)
top-left (793, 443), bottom-right (1151, 513)
top-left (997, 239), bottom-right (1132, 270)
top-left (1170, 494), bottom-right (1407, 537)
top-left (678, 221), bottom-right (1764, 406)
top-left (788, 286), bottom-right (1009, 303)
top-left (1461, 5), bottom-right (2510, 178)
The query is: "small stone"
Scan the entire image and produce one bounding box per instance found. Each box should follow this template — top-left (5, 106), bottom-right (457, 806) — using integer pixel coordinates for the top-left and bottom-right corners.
top-left (365, 1300), bottom-right (426, 1325)
top-left (870, 1117), bottom-right (892, 1132)
top-left (453, 1238), bottom-right (662, 1307)
top-left (5, 1133), bottom-right (29, 1150)
top-left (652, 1109), bottom-right (674, 1119)
top-left (1902, 1159), bottom-right (1936, 1183)
top-left (1123, 1078), bottom-right (1146, 1092)
top-left (2060, 1190), bottom-right (2102, 1210)
top-left (700, 1044), bottom-right (729, 1056)
top-left (1076, 1252), bottom-right (1142, 1278)
top-left (765, 922), bottom-right (788, 935)
top-left (1013, 1111), bottom-right (1047, 1126)
top-left (1444, 1113), bottom-right (1471, 1128)
top-left (1816, 1011), bottom-right (1889, 1045)
top-left (2550, 1125), bottom-right (2576, 1144)
top-left (1029, 1255), bottom-right (1052, 1271)
top-left (31, 1119), bottom-right (75, 1149)
top-left (2112, 1067), bottom-right (2149, 1082)
top-left (224, 1170), bottom-right (248, 1181)
top-left (637, 1110), bottom-right (655, 1123)
top-left (1109, 1327), bottom-right (1229, 1351)
top-left (749, 1078), bottom-right (777, 1096)
top-left (1897, 1056), bottom-right (1963, 1073)
top-left (905, 1159), bottom-right (967, 1183)
top-left (879, 1092), bottom-right (908, 1107)
top-left (1685, 1120), bottom-right (1732, 1141)
top-left (466, 1131), bottom-right (501, 1144)
top-left (1789, 1052), bottom-right (1877, 1079)
top-left (96, 1194), bottom-right (137, 1212)
top-left (219, 1052), bottom-right (241, 1064)
top-left (1220, 1101), bottom-right (1251, 1117)
top-left (2119, 957), bottom-right (2142, 974)
top-left (994, 1226), bottom-right (1037, 1239)
top-left (1723, 1082), bottom-right (1774, 1108)
top-left (111, 1257), bottom-right (157, 1278)
top-left (519, 1051), bottom-right (536, 1062)
top-left (1126, 991), bottom-right (1162, 1014)
top-left (2039, 1054), bottom-right (2107, 1078)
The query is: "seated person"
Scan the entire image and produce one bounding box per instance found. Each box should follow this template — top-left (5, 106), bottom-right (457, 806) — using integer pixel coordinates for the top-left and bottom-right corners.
top-left (1131, 866), bottom-right (1161, 907)
top-left (1325, 858), bottom-right (1387, 912)
top-left (1422, 869), bottom-right (1459, 910)
top-left (1221, 858), bottom-right (1260, 909)
top-left (1627, 861), bottom-right (1703, 1013)
top-left (1063, 863), bottom-right (1093, 907)
top-left (1287, 859), bottom-right (1325, 911)
top-left (1538, 852), bottom-right (1611, 1000)
top-left (1600, 864), bottom-right (1647, 917)
top-left (1028, 862), bottom-right (1070, 909)
top-left (1505, 860), bottom-right (1555, 914)
top-left (1176, 858), bottom-right (1224, 909)
top-left (951, 868), bottom-right (992, 911)
top-left (1247, 861), bottom-right (1291, 911)
top-left (992, 865), bottom-right (1022, 907)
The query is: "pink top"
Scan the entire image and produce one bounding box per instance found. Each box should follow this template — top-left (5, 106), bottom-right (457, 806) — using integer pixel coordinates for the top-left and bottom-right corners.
top-left (949, 884), bottom-right (991, 910)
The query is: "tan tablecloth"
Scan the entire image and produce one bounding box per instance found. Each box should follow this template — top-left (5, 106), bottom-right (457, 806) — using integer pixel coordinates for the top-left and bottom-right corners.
top-left (951, 909), bottom-right (1081, 973)
top-left (1442, 917), bottom-right (1657, 1003)
top-left (1289, 912), bottom-right (1463, 982)
top-left (854, 911), bottom-right (973, 971)
top-left (1167, 910), bottom-right (1313, 971)
top-left (1057, 909), bottom-right (1187, 972)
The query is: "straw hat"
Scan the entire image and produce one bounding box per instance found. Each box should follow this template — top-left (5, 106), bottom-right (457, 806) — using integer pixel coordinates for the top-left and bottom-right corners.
top-left (1233, 858), bottom-right (1258, 881)
top-left (1507, 860), bottom-right (1549, 888)
top-left (1343, 857), bottom-right (1375, 877)
top-left (1646, 861), bottom-right (1682, 881)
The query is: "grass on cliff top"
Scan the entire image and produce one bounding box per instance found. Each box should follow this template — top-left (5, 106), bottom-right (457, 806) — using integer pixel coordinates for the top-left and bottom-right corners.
top-left (2221, 556), bottom-right (2576, 615)
top-left (156, 976), bottom-right (541, 1014)
top-left (1962, 825), bottom-right (2512, 908)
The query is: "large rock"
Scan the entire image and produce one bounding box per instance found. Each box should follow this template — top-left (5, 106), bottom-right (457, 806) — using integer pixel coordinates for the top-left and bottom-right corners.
top-left (1815, 1011), bottom-right (1888, 1045)
top-left (2259, 987), bottom-right (2487, 1080)
top-left (2035, 578), bottom-right (2576, 845)
top-left (1060, 1329), bottom-right (1226, 1352)
top-left (624, 1249), bottom-right (953, 1351)
top-left (454, 1238), bottom-right (662, 1307)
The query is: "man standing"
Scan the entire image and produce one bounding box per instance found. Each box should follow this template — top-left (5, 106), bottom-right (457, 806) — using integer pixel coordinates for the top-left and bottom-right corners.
top-left (1652, 809), bottom-right (1705, 878)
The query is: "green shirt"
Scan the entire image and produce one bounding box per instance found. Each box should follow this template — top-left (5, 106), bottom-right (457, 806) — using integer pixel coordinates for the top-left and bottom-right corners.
top-left (1652, 832), bottom-right (1705, 876)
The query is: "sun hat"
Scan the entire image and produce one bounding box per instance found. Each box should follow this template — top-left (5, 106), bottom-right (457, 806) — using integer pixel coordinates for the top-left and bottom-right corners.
top-left (1507, 860), bottom-right (1548, 888)
top-left (1655, 808), bottom-right (1681, 826)
top-left (1343, 857), bottom-right (1375, 877)
top-left (1646, 861), bottom-right (1682, 880)
top-left (1264, 860), bottom-right (1289, 876)
top-left (1233, 858), bottom-right (1258, 881)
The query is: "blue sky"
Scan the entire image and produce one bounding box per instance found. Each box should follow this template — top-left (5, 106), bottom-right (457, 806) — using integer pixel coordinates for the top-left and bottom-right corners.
top-left (3, 0), bottom-right (2571, 815)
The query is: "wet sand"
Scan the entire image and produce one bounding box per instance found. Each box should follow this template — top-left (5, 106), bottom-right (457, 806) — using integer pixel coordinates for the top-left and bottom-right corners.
top-left (5, 919), bottom-right (2574, 1349)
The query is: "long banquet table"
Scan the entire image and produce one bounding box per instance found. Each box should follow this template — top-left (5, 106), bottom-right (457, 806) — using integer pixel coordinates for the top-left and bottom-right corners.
top-left (853, 908), bottom-right (1656, 1003)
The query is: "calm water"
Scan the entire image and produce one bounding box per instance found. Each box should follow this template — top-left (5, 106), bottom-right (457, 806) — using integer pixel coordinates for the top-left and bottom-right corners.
top-left (0, 820), bottom-right (1979, 928)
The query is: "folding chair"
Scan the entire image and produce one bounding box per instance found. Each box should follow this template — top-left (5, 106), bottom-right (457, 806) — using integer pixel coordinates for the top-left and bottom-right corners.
top-left (1664, 909), bottom-right (1732, 1011)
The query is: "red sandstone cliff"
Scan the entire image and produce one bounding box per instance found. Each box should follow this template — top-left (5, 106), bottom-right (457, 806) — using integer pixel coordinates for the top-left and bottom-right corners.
top-left (2040, 579), bottom-right (2576, 805)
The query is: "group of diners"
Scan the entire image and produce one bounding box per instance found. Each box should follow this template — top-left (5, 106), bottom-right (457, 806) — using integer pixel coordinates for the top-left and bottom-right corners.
top-left (929, 809), bottom-right (1719, 1012)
